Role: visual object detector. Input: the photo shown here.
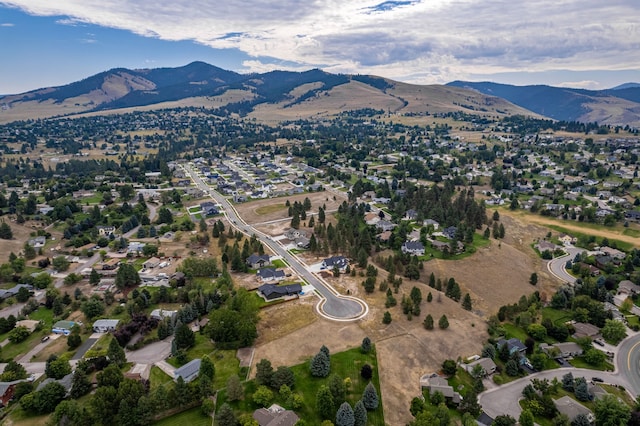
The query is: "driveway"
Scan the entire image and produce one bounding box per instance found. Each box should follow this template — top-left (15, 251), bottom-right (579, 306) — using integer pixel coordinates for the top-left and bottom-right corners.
top-left (126, 338), bottom-right (173, 364)
top-left (479, 367), bottom-right (629, 419)
top-left (71, 337), bottom-right (99, 360)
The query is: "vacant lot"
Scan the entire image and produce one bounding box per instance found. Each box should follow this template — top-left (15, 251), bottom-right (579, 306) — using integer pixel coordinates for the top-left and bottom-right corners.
top-left (234, 191), bottom-right (345, 228)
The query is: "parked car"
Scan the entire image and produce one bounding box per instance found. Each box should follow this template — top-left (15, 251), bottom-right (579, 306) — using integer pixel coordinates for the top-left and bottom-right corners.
top-left (41, 336), bottom-right (50, 342)
top-left (594, 338), bottom-right (605, 346)
top-left (592, 377), bottom-right (604, 383)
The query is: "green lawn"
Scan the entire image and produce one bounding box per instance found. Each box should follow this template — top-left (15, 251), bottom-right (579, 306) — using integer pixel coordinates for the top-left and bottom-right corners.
top-left (1, 328), bottom-right (50, 361)
top-left (29, 307), bottom-right (55, 329)
top-left (568, 357), bottom-right (614, 371)
top-left (541, 307), bottom-right (571, 325)
top-left (153, 406), bottom-right (211, 426)
top-left (545, 224), bottom-right (634, 252)
top-left (447, 368), bottom-right (476, 398)
top-left (271, 259), bottom-right (288, 268)
top-left (150, 366), bottom-right (173, 390)
top-left (502, 323), bottom-right (529, 342)
top-left (221, 347), bottom-right (384, 426)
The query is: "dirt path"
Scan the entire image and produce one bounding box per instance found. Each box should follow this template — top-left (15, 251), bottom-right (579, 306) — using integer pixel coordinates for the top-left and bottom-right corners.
top-left (514, 213), bottom-right (639, 246)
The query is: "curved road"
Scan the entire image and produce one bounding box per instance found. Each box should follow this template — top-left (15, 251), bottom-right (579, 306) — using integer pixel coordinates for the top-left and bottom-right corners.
top-left (616, 331), bottom-right (640, 396)
top-left (181, 164), bottom-right (367, 321)
top-left (547, 246), bottom-right (584, 284)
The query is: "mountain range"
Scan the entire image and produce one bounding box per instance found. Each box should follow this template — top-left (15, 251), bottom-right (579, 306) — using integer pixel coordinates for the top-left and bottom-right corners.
top-left (1, 61), bottom-right (639, 127)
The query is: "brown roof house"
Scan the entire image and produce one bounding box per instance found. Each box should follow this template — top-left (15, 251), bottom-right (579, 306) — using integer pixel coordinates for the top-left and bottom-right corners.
top-left (253, 404), bottom-right (299, 426)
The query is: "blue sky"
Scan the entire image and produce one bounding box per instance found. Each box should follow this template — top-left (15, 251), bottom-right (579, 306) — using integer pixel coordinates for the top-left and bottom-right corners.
top-left (1, 0), bottom-right (638, 94)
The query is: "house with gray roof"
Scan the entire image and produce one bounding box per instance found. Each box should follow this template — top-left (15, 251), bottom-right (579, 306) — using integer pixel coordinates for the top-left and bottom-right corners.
top-left (554, 396), bottom-right (594, 423)
top-left (253, 404), bottom-right (299, 426)
top-left (174, 358), bottom-right (201, 383)
top-left (257, 268), bottom-right (286, 283)
top-left (419, 374), bottom-right (462, 404)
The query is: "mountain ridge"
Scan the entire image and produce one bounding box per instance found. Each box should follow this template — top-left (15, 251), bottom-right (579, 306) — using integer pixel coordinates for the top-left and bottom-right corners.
top-left (1, 62), bottom-right (639, 127)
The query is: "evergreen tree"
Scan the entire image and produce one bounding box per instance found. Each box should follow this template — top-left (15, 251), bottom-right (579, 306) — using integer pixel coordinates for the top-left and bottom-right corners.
top-left (462, 293), bottom-right (472, 310)
top-left (174, 322), bottom-right (195, 350)
top-left (256, 359), bottom-right (274, 387)
top-left (328, 374), bottom-right (346, 405)
top-left (353, 400), bottom-right (367, 426)
top-left (89, 268), bottom-right (101, 285)
top-left (438, 315), bottom-right (449, 329)
top-left (0, 221), bottom-right (13, 239)
top-left (70, 369), bottom-right (91, 399)
top-left (226, 375), bottom-right (244, 401)
top-left (423, 314), bottom-right (434, 330)
top-left (362, 382), bottom-right (379, 410)
top-left (336, 402), bottom-right (355, 426)
top-left (310, 351), bottom-right (331, 378)
top-left (107, 338), bottom-right (126, 367)
top-left (382, 311), bottom-right (392, 324)
top-left (316, 385), bottom-right (335, 420)
top-left (360, 337), bottom-right (372, 354)
top-left (217, 403), bottom-right (237, 426)
top-left (199, 355), bottom-right (215, 380)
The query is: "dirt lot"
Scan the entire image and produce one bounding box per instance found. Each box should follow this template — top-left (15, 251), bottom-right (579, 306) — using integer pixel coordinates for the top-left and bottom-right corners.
top-left (234, 191), bottom-right (345, 229)
top-left (249, 209), bottom-right (571, 425)
top-left (0, 220), bottom-right (61, 264)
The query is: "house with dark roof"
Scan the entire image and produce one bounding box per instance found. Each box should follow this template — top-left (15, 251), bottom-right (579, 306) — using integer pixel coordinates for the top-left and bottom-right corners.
top-left (200, 201), bottom-right (219, 216)
top-left (419, 374), bottom-right (462, 404)
top-left (257, 268), bottom-right (286, 283)
top-left (375, 220), bottom-right (396, 232)
top-left (174, 359), bottom-right (201, 383)
top-left (246, 254), bottom-right (271, 269)
top-left (321, 256), bottom-right (349, 272)
top-left (497, 338), bottom-right (526, 355)
top-left (0, 380), bottom-right (30, 406)
top-left (37, 373), bottom-right (74, 396)
top-left (253, 405), bottom-right (299, 426)
top-left (258, 284), bottom-right (302, 301)
top-left (442, 226), bottom-right (457, 240)
top-left (0, 284), bottom-right (33, 300)
top-left (553, 396), bottom-right (594, 423)
top-left (404, 209), bottom-right (419, 221)
top-left (401, 241), bottom-right (425, 256)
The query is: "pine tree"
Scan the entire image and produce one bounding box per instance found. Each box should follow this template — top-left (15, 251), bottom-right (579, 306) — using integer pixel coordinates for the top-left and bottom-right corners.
top-left (70, 369), bottom-right (91, 399)
top-left (353, 400), bottom-right (367, 426)
top-left (107, 338), bottom-right (126, 367)
top-left (360, 337), bottom-right (372, 354)
top-left (226, 375), bottom-right (243, 401)
top-left (362, 382), bottom-right (379, 410)
top-left (462, 293), bottom-right (472, 311)
top-left (328, 374), bottom-right (346, 405)
top-left (199, 355), bottom-right (215, 380)
top-left (217, 403), bottom-right (237, 426)
top-left (89, 268), bottom-right (101, 285)
top-left (0, 221), bottom-right (13, 240)
top-left (439, 315), bottom-right (449, 329)
top-left (310, 351), bottom-right (331, 378)
top-left (316, 385), bottom-right (335, 420)
top-left (336, 402), bottom-right (355, 426)
top-left (256, 359), bottom-right (274, 386)
top-left (423, 314), bottom-right (434, 330)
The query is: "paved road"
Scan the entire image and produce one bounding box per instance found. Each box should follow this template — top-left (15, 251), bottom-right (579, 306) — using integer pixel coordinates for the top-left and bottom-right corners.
top-left (126, 338), bottom-right (173, 364)
top-left (181, 164), bottom-right (367, 320)
top-left (616, 331), bottom-right (640, 396)
top-left (547, 246), bottom-right (584, 284)
top-left (479, 367), bottom-right (629, 419)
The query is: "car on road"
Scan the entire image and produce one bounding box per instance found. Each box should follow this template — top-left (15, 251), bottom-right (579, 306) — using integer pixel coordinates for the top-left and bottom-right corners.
top-left (41, 336), bottom-right (50, 342)
top-left (592, 377), bottom-right (604, 383)
top-left (594, 338), bottom-right (605, 346)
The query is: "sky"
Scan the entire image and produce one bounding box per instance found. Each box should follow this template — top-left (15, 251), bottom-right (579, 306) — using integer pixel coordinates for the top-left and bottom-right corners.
top-left (0, 0), bottom-right (639, 95)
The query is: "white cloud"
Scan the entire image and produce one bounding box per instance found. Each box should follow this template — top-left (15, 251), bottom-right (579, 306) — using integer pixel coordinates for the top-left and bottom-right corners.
top-left (556, 80), bottom-right (601, 90)
top-left (0, 22), bottom-right (14, 27)
top-left (2, 0), bottom-right (639, 84)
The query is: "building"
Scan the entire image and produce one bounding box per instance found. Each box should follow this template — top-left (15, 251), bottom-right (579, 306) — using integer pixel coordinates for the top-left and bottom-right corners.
top-left (540, 342), bottom-right (583, 359)
top-left (554, 396), bottom-right (595, 423)
top-left (92, 319), bottom-right (120, 333)
top-left (463, 358), bottom-right (496, 376)
top-left (256, 268), bottom-right (286, 283)
top-left (246, 254), bottom-right (271, 269)
top-left (52, 320), bottom-right (76, 335)
top-left (150, 309), bottom-right (177, 321)
top-left (258, 284), bottom-right (302, 301)
top-left (572, 322), bottom-right (600, 339)
top-left (174, 358), bottom-right (201, 383)
top-left (143, 257), bottom-right (161, 269)
top-left (419, 374), bottom-right (462, 404)
top-left (401, 241), bottom-right (425, 256)
top-left (497, 338), bottom-right (526, 355)
top-left (200, 201), bottom-right (219, 216)
top-left (321, 256), bottom-right (349, 272)
top-left (253, 405), bottom-right (299, 426)
top-left (0, 284), bottom-right (33, 300)
top-left (15, 320), bottom-right (39, 333)
top-left (97, 226), bottom-right (116, 237)
top-left (27, 236), bottom-right (46, 248)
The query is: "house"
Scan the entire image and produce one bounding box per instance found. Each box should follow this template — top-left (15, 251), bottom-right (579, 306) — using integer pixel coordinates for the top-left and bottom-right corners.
top-left (15, 320), bottom-right (39, 333)
top-left (101, 258), bottom-right (120, 271)
top-left (143, 257), bottom-right (161, 269)
top-left (535, 241), bottom-right (559, 253)
top-left (497, 338), bottom-right (526, 355)
top-left (0, 284), bottom-right (33, 300)
top-left (171, 271), bottom-right (186, 286)
top-left (540, 342), bottom-right (583, 359)
top-left (558, 233), bottom-right (577, 245)
top-left (27, 236), bottom-right (46, 248)
top-left (92, 319), bottom-right (120, 333)
top-left (150, 309), bottom-right (177, 321)
top-left (321, 256), bottom-right (349, 272)
top-left (599, 246), bottom-right (626, 260)
top-left (0, 380), bottom-right (29, 406)
top-left (128, 241), bottom-right (146, 254)
top-left (294, 236), bottom-right (310, 249)
top-left (253, 404), bottom-right (299, 426)
top-left (284, 229), bottom-right (306, 240)
top-left (258, 283), bottom-right (302, 301)
top-left (442, 226), bottom-right (457, 240)
top-left (588, 383), bottom-right (609, 400)
top-left (52, 320), bottom-right (76, 336)
top-left (618, 280), bottom-right (640, 296)
top-left (595, 255), bottom-right (614, 269)
top-left (174, 358), bottom-right (201, 383)
top-left (246, 254), bottom-right (271, 269)
top-left (624, 210), bottom-right (640, 222)
top-left (375, 220), bottom-right (396, 232)
top-left (401, 241), bottom-right (425, 256)
top-left (257, 268), bottom-right (286, 283)
top-left (554, 396), bottom-right (595, 423)
top-left (572, 322), bottom-right (600, 339)
top-left (200, 201), bottom-right (219, 216)
top-left (419, 374), bottom-right (462, 404)
top-left (463, 358), bottom-right (496, 376)
top-left (404, 209), bottom-right (419, 221)
top-left (97, 225), bottom-right (116, 237)
top-left (37, 373), bottom-right (73, 396)
top-left (431, 239), bottom-right (464, 254)
top-left (423, 219), bottom-right (440, 230)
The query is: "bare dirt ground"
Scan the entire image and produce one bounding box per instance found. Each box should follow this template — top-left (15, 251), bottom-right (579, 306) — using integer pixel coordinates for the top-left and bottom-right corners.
top-left (234, 192), bottom-right (343, 228)
top-left (0, 220), bottom-right (61, 264)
